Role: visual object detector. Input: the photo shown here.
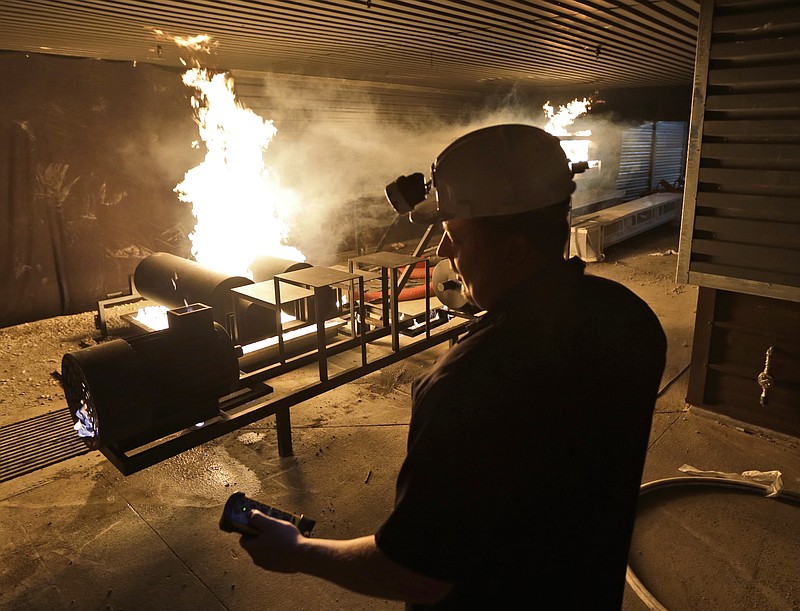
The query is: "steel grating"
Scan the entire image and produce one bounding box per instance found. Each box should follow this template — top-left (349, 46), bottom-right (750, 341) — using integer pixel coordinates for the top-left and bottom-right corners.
top-left (0, 410), bottom-right (90, 483)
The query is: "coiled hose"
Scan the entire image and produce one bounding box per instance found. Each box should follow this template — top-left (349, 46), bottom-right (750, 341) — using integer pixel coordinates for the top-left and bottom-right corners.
top-left (626, 476), bottom-right (800, 610)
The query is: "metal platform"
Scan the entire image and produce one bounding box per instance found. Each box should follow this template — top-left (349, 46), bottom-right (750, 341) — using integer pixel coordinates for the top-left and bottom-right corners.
top-left (570, 192), bottom-right (683, 262)
top-left (86, 252), bottom-right (471, 476)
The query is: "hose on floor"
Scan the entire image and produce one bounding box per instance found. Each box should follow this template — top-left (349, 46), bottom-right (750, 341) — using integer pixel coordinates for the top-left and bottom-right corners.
top-left (626, 476), bottom-right (800, 611)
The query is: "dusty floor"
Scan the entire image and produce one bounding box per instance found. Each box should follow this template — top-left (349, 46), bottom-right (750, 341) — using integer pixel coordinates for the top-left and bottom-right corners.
top-left (1, 223), bottom-right (799, 610)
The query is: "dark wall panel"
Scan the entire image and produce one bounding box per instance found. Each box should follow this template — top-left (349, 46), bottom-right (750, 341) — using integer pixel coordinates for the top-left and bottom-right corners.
top-left (0, 52), bottom-right (198, 328)
top-left (688, 287), bottom-right (800, 438)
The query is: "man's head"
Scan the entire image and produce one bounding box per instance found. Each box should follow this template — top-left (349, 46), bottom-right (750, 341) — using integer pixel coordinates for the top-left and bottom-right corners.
top-left (387, 124), bottom-right (576, 310)
top-left (436, 201), bottom-right (571, 310)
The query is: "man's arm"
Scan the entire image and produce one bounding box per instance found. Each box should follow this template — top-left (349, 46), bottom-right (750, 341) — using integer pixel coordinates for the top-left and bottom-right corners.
top-left (239, 510), bottom-right (453, 604)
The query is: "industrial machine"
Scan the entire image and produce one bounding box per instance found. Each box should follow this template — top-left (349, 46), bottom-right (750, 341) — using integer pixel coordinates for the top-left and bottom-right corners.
top-left (63, 249), bottom-right (473, 475)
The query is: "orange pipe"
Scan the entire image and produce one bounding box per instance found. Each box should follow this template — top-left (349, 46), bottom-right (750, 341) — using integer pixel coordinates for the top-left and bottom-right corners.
top-left (402, 263), bottom-right (429, 279)
top-left (359, 283), bottom-right (433, 302)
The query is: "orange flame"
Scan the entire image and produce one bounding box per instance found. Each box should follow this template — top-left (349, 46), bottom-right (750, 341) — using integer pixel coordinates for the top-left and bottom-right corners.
top-left (175, 62), bottom-right (304, 277)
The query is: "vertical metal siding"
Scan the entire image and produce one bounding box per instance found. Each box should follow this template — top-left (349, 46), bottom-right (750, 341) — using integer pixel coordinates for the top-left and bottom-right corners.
top-left (614, 121), bottom-right (688, 199)
top-left (614, 123), bottom-right (654, 199)
top-left (653, 121), bottom-right (689, 189)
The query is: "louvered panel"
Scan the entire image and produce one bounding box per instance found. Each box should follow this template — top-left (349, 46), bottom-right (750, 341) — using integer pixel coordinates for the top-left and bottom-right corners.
top-left (698, 167), bottom-right (800, 192)
top-left (694, 216), bottom-right (800, 249)
top-left (678, 0), bottom-right (800, 302)
top-left (701, 143), bottom-right (800, 168)
top-left (696, 192), bottom-right (800, 223)
top-left (708, 65), bottom-right (800, 88)
top-left (710, 34), bottom-right (800, 61)
top-left (690, 261), bottom-right (800, 288)
top-left (691, 239), bottom-right (800, 277)
top-left (712, 4), bottom-right (800, 33)
top-left (702, 119), bottom-right (800, 140)
top-left (705, 92), bottom-right (800, 115)
top-left (652, 121), bottom-right (688, 189)
top-left (0, 1), bottom-right (701, 91)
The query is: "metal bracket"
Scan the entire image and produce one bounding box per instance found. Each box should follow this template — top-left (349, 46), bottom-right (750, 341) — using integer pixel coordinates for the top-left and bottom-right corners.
top-left (757, 346), bottom-right (774, 407)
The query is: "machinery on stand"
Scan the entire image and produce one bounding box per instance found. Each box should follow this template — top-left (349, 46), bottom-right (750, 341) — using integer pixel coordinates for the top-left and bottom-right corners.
top-left (62, 236), bottom-right (474, 476)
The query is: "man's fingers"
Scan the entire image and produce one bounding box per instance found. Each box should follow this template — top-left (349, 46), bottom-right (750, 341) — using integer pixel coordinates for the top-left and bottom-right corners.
top-left (247, 509), bottom-right (272, 529)
top-left (238, 510), bottom-right (271, 550)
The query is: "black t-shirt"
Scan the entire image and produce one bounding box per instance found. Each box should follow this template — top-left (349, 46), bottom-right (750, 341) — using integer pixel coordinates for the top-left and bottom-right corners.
top-left (375, 257), bottom-right (667, 610)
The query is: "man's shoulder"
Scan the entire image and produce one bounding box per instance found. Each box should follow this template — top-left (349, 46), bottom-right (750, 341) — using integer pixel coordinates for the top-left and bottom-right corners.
top-left (575, 273), bottom-right (664, 330)
top-left (578, 271), bottom-right (648, 304)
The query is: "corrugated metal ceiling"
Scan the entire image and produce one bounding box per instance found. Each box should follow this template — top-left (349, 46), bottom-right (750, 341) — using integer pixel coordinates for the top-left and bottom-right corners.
top-left (0, 0), bottom-right (700, 91)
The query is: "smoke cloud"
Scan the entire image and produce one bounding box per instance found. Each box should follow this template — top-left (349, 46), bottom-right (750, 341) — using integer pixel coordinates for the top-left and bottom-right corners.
top-left (208, 71), bottom-right (643, 263)
top-left (234, 75), bottom-right (531, 262)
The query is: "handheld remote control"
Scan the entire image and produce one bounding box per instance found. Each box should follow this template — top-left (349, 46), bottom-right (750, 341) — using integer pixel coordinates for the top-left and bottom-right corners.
top-left (219, 491), bottom-right (316, 537)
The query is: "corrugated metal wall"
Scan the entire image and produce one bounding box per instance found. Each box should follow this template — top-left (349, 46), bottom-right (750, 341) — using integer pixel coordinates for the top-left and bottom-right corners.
top-left (615, 123), bottom-right (654, 198)
top-left (614, 121), bottom-right (688, 199)
top-left (678, 0), bottom-right (800, 302)
top-left (653, 121), bottom-right (689, 189)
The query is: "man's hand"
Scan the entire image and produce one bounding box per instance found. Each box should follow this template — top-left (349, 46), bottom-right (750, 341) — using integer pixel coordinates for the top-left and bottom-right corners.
top-left (238, 509), bottom-right (306, 573)
top-left (235, 513), bottom-right (452, 604)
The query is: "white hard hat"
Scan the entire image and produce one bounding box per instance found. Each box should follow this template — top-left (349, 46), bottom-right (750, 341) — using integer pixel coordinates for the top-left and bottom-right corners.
top-left (407, 124), bottom-right (576, 224)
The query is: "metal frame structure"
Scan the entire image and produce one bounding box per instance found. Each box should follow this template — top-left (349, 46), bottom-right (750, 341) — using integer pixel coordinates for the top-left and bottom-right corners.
top-left (94, 250), bottom-right (472, 475)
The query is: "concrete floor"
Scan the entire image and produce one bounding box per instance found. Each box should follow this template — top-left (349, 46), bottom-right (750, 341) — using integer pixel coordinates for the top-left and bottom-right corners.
top-left (2, 225), bottom-right (799, 610)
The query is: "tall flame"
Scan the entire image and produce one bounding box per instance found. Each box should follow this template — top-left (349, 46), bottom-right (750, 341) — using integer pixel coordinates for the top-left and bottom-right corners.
top-left (175, 67), bottom-right (304, 277)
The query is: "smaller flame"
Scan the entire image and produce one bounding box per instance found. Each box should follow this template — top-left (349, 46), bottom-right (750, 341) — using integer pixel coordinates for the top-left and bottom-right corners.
top-left (543, 98), bottom-right (592, 136)
top-left (133, 304), bottom-right (296, 333)
top-left (73, 404), bottom-right (96, 438)
top-left (133, 305), bottom-right (170, 331)
top-left (174, 34), bottom-right (215, 52)
top-left (152, 29), bottom-right (217, 55)
top-left (560, 140), bottom-right (591, 164)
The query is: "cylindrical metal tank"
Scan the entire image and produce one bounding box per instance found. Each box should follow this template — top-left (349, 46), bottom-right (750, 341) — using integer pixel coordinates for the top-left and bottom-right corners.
top-left (133, 252), bottom-right (253, 330)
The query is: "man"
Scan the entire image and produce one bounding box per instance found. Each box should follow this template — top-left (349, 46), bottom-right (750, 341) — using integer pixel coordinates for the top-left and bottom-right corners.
top-left (239, 124), bottom-right (667, 609)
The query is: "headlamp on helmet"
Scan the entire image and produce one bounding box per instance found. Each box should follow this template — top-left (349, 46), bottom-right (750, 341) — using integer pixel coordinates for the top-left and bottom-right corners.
top-left (384, 172), bottom-right (430, 216)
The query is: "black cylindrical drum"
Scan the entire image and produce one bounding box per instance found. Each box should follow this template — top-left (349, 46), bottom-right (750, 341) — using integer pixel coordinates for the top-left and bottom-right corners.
top-left (62, 305), bottom-right (240, 451)
top-left (134, 252), bottom-right (252, 329)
